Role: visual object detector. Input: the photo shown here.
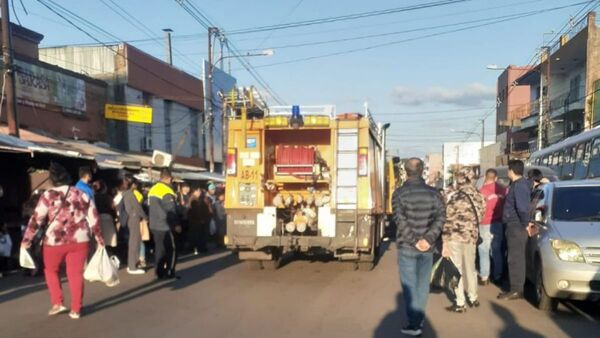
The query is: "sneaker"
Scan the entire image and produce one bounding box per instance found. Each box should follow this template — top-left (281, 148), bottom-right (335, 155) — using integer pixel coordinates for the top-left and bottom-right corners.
top-left (401, 325), bottom-right (423, 336)
top-left (69, 311), bottom-right (80, 319)
top-left (127, 268), bottom-right (146, 275)
top-left (478, 278), bottom-right (489, 286)
top-left (497, 291), bottom-right (524, 300)
top-left (468, 300), bottom-right (480, 308)
top-left (446, 305), bottom-right (467, 313)
top-left (48, 305), bottom-right (67, 316)
top-left (193, 249), bottom-right (199, 256)
top-left (137, 260), bottom-right (147, 269)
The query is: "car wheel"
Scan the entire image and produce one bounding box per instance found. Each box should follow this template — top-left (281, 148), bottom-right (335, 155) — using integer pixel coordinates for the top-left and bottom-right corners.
top-left (534, 263), bottom-right (558, 311)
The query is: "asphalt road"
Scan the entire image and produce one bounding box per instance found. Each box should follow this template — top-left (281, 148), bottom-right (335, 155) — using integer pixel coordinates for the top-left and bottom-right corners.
top-left (1, 243), bottom-right (598, 338)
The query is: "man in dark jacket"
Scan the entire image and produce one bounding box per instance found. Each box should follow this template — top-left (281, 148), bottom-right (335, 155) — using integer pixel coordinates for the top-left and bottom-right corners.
top-left (392, 158), bottom-right (445, 336)
top-left (148, 168), bottom-right (181, 279)
top-left (498, 160), bottom-right (532, 300)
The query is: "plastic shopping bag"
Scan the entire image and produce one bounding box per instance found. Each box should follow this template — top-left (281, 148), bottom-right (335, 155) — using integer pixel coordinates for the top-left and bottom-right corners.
top-left (0, 234), bottom-right (12, 257)
top-left (84, 246), bottom-right (120, 287)
top-left (431, 257), bottom-right (461, 292)
top-left (19, 247), bottom-right (36, 269)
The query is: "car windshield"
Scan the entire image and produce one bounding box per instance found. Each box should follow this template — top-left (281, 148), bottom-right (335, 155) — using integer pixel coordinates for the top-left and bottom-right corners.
top-left (553, 186), bottom-right (600, 221)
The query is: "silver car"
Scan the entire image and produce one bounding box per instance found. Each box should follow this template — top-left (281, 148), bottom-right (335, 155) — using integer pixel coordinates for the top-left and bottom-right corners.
top-left (527, 180), bottom-right (600, 311)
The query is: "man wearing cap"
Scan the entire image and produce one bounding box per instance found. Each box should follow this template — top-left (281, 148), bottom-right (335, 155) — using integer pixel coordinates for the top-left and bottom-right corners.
top-left (442, 167), bottom-right (486, 313)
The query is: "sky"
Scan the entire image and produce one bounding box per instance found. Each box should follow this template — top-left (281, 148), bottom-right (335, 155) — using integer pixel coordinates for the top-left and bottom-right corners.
top-left (13, 0), bottom-right (599, 157)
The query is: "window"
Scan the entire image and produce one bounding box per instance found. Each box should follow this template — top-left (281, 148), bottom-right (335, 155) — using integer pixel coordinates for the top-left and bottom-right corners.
top-left (563, 148), bottom-right (571, 164)
top-left (592, 138), bottom-right (600, 159)
top-left (575, 144), bottom-right (585, 161)
top-left (558, 151), bottom-right (564, 165)
top-left (542, 156), bottom-right (549, 166)
top-left (571, 146), bottom-right (578, 163)
top-left (553, 187), bottom-right (600, 221)
top-left (551, 153), bottom-right (558, 166)
top-left (584, 142), bottom-right (591, 162)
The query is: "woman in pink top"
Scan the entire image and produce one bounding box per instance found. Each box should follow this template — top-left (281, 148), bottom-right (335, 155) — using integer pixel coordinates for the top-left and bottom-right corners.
top-left (21, 162), bottom-right (104, 319)
top-left (478, 168), bottom-right (507, 284)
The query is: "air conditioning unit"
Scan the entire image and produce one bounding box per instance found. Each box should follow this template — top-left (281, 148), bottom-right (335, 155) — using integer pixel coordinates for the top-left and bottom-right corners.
top-left (152, 150), bottom-right (172, 168)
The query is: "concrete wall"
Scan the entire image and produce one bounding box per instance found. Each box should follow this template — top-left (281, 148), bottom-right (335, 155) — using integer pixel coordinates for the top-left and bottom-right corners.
top-left (480, 143), bottom-right (503, 173)
top-left (586, 11), bottom-right (600, 129)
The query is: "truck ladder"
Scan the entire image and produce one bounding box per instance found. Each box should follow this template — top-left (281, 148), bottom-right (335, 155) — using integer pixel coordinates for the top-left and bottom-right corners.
top-left (335, 118), bottom-right (361, 255)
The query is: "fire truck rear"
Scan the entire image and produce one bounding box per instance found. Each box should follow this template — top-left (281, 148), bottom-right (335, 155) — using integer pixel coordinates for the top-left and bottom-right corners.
top-left (223, 88), bottom-right (390, 270)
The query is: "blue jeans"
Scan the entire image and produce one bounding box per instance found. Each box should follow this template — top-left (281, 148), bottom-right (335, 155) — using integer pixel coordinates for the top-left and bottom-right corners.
top-left (477, 223), bottom-right (504, 280)
top-left (397, 247), bottom-right (433, 327)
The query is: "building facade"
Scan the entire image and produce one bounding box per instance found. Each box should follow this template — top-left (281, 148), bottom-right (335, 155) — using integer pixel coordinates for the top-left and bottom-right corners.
top-left (0, 21), bottom-right (107, 142)
top-left (39, 43), bottom-right (205, 166)
top-left (508, 12), bottom-right (600, 157)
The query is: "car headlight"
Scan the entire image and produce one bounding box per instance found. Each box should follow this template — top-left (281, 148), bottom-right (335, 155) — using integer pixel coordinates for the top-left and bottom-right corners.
top-left (551, 240), bottom-right (585, 263)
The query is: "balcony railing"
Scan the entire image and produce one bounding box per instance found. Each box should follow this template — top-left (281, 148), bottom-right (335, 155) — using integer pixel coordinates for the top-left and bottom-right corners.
top-left (548, 86), bottom-right (586, 118)
top-left (549, 16), bottom-right (589, 55)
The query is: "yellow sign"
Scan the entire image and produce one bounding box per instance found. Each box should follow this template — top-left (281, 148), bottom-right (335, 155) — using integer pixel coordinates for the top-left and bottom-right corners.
top-left (105, 104), bottom-right (153, 124)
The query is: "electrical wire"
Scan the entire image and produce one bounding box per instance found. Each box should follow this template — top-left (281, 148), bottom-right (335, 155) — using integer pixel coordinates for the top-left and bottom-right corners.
top-left (247, 2), bottom-right (590, 70)
top-left (226, 0), bottom-right (470, 35)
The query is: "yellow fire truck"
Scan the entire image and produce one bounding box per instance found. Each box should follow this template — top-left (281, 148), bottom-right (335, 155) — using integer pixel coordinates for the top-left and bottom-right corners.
top-left (223, 88), bottom-right (390, 270)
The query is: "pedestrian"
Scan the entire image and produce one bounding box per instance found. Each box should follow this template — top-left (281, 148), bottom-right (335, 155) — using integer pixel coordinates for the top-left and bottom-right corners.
top-left (93, 180), bottom-right (118, 255)
top-left (187, 186), bottom-right (212, 254)
top-left (121, 176), bottom-right (148, 275)
top-left (477, 168), bottom-right (507, 285)
top-left (176, 182), bottom-right (191, 253)
top-left (131, 180), bottom-right (148, 268)
top-left (442, 167), bottom-right (486, 313)
top-left (75, 166), bottom-right (94, 200)
top-left (213, 192), bottom-right (226, 248)
top-left (148, 168), bottom-right (181, 279)
top-left (498, 160), bottom-right (532, 300)
top-left (20, 162), bottom-right (104, 319)
top-left (392, 158), bottom-right (445, 336)
top-left (21, 189), bottom-right (46, 277)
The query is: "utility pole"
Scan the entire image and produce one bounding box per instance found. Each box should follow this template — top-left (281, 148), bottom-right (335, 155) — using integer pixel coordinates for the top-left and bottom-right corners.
top-left (1, 0), bottom-right (19, 137)
top-left (206, 27), bottom-right (218, 173)
top-left (480, 118), bottom-right (485, 150)
top-left (162, 28), bottom-right (173, 65)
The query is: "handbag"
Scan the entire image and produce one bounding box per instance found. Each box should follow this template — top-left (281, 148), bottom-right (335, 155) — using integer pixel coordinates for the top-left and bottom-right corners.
top-left (140, 219), bottom-right (150, 241)
top-left (31, 187), bottom-right (71, 246)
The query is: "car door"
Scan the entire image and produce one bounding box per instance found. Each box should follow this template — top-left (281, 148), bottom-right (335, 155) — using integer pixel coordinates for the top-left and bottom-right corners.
top-left (526, 185), bottom-right (550, 281)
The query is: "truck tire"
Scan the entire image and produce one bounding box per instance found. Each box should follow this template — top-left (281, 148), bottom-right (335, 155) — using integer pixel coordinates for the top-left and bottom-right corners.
top-left (534, 262), bottom-right (558, 311)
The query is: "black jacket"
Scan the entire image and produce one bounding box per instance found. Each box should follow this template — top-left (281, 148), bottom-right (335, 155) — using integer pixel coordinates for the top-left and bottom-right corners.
top-left (392, 177), bottom-right (445, 252)
top-left (502, 177), bottom-right (531, 228)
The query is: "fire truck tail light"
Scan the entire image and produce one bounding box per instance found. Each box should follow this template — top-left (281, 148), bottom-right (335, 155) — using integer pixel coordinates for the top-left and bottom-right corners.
top-left (358, 148), bottom-right (368, 176)
top-left (226, 148), bottom-right (237, 176)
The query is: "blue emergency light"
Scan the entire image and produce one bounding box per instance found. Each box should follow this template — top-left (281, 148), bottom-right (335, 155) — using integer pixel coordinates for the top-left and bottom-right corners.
top-left (290, 105), bottom-right (304, 128)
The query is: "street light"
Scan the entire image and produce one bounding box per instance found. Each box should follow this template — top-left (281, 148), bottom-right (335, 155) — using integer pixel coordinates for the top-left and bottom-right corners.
top-left (215, 49), bottom-right (274, 65)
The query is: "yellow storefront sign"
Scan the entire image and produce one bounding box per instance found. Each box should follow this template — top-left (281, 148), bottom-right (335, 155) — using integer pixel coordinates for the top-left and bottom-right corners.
top-left (105, 104), bottom-right (153, 124)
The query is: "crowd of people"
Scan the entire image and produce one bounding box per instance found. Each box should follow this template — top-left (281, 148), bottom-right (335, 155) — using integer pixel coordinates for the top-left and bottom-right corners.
top-left (393, 158), bottom-right (547, 336)
top-left (11, 162), bottom-right (225, 319)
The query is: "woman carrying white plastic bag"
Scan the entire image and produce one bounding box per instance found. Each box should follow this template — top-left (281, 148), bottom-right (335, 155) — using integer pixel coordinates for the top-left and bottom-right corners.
top-left (20, 163), bottom-right (105, 319)
top-left (84, 246), bottom-right (120, 287)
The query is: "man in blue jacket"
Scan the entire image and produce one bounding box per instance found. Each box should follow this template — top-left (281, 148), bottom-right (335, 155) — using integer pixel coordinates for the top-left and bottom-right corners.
top-left (498, 160), bottom-right (531, 300)
top-left (75, 166), bottom-right (94, 200)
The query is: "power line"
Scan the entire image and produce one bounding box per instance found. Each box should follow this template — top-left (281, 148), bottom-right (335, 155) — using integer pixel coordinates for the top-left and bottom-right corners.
top-left (98, 0), bottom-right (201, 71)
top-left (174, 0), bottom-right (287, 105)
top-left (226, 0), bottom-right (470, 35)
top-left (247, 1), bottom-right (590, 70)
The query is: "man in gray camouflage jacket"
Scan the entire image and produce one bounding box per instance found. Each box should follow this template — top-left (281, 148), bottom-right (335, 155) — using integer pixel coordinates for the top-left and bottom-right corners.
top-left (442, 166), bottom-right (486, 313)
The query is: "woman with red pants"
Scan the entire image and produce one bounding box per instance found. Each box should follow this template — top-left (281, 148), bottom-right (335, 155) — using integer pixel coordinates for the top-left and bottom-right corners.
top-left (21, 162), bottom-right (104, 319)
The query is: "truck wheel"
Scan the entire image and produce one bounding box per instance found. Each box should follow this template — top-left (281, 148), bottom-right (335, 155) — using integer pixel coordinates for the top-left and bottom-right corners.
top-left (534, 263), bottom-right (558, 311)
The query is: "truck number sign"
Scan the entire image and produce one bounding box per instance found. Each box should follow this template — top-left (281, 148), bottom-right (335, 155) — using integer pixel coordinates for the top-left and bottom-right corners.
top-left (240, 169), bottom-right (259, 181)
